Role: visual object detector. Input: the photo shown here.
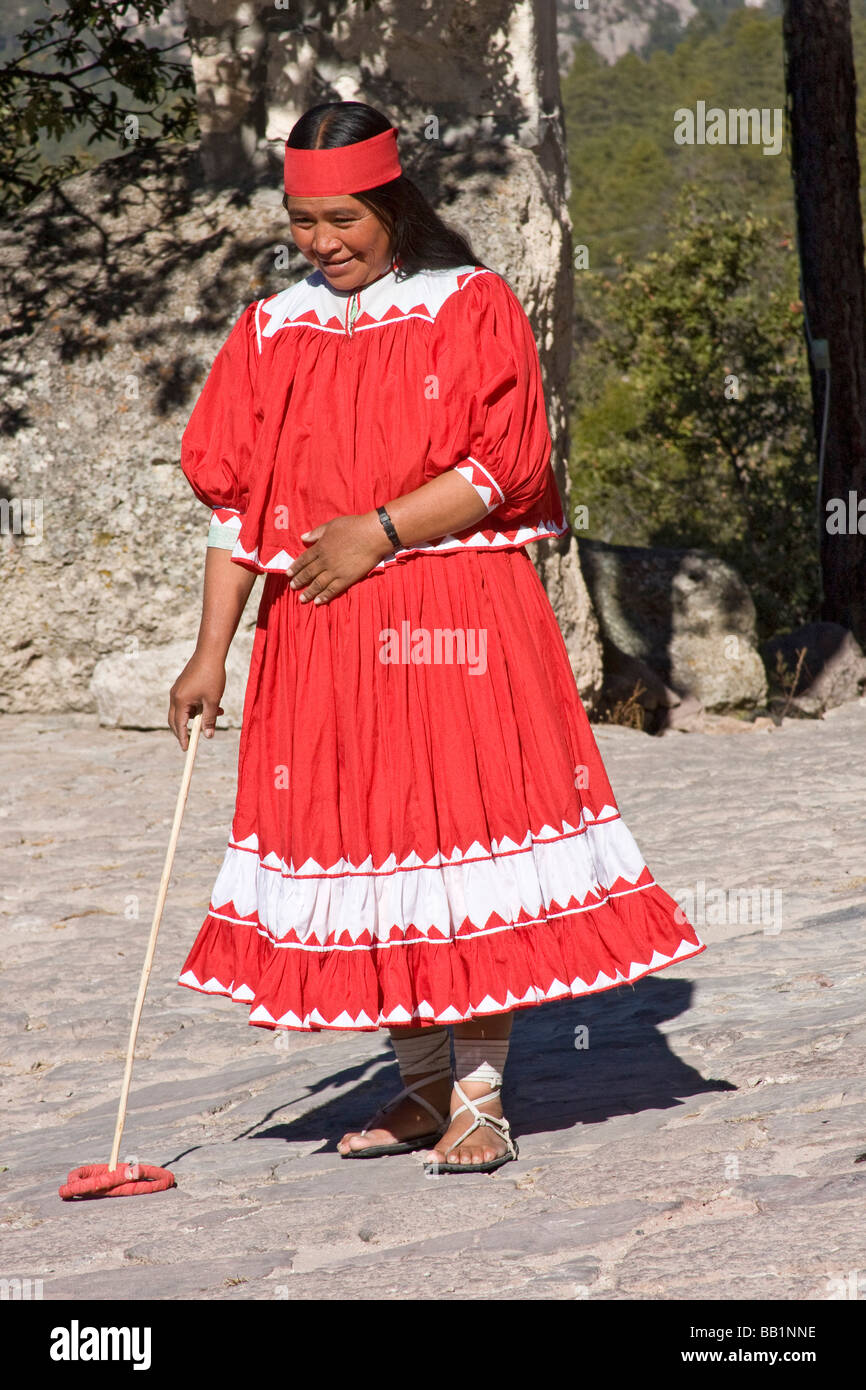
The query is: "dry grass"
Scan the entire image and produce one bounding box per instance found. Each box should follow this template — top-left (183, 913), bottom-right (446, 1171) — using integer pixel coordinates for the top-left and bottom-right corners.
top-left (600, 680), bottom-right (647, 731)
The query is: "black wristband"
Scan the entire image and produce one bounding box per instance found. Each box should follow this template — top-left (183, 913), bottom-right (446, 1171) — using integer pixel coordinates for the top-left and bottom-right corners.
top-left (377, 505), bottom-right (405, 552)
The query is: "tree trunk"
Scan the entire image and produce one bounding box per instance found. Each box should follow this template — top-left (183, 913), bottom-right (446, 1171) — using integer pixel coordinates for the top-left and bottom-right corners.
top-left (783, 0), bottom-right (866, 644)
top-left (184, 0), bottom-right (603, 703)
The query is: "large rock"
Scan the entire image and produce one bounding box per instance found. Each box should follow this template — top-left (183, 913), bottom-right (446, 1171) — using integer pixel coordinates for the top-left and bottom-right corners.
top-left (89, 632), bottom-right (256, 729)
top-left (762, 622), bottom-right (866, 716)
top-left (0, 143), bottom-right (282, 716)
top-left (577, 539), bottom-right (768, 713)
top-left (532, 537), bottom-right (603, 706)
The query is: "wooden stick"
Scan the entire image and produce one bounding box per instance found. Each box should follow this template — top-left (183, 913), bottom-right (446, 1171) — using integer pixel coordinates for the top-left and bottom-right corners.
top-left (108, 711), bottom-right (203, 1172)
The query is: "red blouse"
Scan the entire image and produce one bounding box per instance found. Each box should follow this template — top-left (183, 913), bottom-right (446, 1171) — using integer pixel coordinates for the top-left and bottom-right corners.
top-left (180, 262), bottom-right (568, 572)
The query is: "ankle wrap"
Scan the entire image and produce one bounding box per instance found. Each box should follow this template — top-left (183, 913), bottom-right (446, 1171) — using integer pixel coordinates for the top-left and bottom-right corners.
top-left (389, 1026), bottom-right (452, 1084)
top-left (453, 1036), bottom-right (511, 1088)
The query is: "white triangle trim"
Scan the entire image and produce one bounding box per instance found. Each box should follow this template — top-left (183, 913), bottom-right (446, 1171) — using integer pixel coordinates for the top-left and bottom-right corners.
top-left (178, 932), bottom-right (706, 1030)
top-left (229, 519), bottom-right (570, 574)
top-left (259, 264), bottom-right (488, 339)
top-left (206, 811), bottom-right (653, 947)
top-left (249, 1004), bottom-right (276, 1023)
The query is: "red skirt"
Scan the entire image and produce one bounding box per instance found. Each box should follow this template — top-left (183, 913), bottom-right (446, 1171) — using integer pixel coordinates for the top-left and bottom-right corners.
top-left (177, 547), bottom-right (705, 1030)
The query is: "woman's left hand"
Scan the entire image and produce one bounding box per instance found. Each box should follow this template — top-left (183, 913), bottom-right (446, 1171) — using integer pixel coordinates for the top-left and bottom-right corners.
top-left (288, 511), bottom-right (394, 604)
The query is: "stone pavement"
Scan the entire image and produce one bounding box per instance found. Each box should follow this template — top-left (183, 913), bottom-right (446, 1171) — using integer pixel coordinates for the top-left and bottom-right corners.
top-left (1, 703), bottom-right (865, 1301)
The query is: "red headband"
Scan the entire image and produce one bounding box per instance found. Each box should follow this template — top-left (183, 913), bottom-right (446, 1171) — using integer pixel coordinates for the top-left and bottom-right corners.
top-left (283, 126), bottom-right (402, 197)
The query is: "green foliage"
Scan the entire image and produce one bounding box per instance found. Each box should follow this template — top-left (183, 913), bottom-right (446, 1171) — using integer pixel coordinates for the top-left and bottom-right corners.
top-left (563, 5), bottom-right (866, 273)
top-left (0, 0), bottom-right (198, 216)
top-left (0, 0), bottom-right (388, 217)
top-left (562, 3), bottom-right (866, 639)
top-left (569, 185), bottom-right (819, 639)
top-left (566, 16), bottom-right (776, 271)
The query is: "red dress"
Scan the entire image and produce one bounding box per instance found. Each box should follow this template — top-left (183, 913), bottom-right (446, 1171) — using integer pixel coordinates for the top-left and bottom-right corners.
top-left (176, 261), bottom-right (705, 1030)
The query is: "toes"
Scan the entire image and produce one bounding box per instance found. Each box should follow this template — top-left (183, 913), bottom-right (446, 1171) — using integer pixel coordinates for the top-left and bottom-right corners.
top-left (433, 1120), bottom-right (508, 1166)
top-left (341, 1131), bottom-right (374, 1153)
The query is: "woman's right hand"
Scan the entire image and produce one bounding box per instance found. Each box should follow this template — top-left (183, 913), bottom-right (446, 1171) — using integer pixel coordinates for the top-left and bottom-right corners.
top-left (168, 653), bottom-right (227, 749)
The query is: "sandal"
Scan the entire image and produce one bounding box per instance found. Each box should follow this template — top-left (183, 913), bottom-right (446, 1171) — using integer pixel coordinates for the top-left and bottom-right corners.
top-left (422, 1078), bottom-right (518, 1175)
top-left (339, 1065), bottom-right (452, 1158)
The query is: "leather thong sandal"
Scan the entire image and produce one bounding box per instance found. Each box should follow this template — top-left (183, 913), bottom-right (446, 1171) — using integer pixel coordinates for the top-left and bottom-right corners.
top-left (422, 1078), bottom-right (518, 1175)
top-left (339, 1064), bottom-right (452, 1158)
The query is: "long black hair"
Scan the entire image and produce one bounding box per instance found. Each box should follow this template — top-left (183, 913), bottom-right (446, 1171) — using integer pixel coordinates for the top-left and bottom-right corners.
top-left (283, 102), bottom-right (487, 279)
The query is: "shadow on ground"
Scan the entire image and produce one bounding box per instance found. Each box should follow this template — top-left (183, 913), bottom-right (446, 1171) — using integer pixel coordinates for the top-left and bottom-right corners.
top-left (167, 975), bottom-right (735, 1160)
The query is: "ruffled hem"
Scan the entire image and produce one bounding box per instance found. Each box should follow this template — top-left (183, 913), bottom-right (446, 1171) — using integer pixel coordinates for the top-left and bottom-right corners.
top-left (177, 882), bottom-right (707, 1031)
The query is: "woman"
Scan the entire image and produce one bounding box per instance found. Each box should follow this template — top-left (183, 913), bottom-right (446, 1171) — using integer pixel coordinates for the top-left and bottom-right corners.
top-left (168, 101), bottom-right (706, 1175)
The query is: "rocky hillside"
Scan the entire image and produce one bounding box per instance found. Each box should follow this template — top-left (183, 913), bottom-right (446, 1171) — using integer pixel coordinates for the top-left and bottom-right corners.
top-left (556, 0), bottom-right (775, 68)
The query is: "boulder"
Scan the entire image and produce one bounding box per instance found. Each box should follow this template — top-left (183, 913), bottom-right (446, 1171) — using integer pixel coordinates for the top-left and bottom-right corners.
top-left (90, 633), bottom-right (255, 729)
top-left (762, 622), bottom-right (866, 716)
top-left (577, 539), bottom-right (767, 713)
top-left (0, 143), bottom-right (283, 717)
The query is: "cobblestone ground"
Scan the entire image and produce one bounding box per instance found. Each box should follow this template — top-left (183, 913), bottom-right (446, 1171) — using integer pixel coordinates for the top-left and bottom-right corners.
top-left (1, 702), bottom-right (865, 1301)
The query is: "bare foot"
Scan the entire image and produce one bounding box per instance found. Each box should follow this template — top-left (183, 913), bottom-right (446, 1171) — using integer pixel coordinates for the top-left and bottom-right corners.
top-left (425, 1080), bottom-right (510, 1166)
top-left (337, 1072), bottom-right (452, 1155)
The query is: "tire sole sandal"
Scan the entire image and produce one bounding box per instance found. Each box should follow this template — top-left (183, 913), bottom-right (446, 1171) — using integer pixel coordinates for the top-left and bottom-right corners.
top-left (421, 1079), bottom-right (518, 1175)
top-left (339, 1065), bottom-right (452, 1159)
top-left (342, 1129), bottom-right (447, 1159)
